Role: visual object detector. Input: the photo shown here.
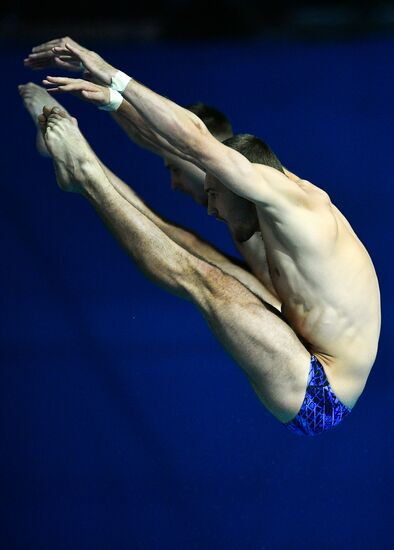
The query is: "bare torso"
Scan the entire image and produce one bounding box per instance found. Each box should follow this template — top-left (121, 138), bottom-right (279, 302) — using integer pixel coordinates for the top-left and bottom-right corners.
top-left (255, 180), bottom-right (381, 408)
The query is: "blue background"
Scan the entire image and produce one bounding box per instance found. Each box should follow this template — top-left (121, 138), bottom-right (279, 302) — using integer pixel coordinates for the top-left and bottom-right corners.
top-left (1, 37), bottom-right (393, 548)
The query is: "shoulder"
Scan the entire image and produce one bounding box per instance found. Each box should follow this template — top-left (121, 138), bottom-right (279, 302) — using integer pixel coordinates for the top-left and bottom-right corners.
top-left (298, 178), bottom-right (332, 205)
top-left (253, 166), bottom-right (327, 209)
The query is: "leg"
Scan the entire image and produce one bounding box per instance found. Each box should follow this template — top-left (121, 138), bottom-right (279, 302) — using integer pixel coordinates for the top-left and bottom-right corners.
top-left (41, 107), bottom-right (310, 423)
top-left (102, 165), bottom-right (280, 308)
top-left (20, 85), bottom-right (279, 309)
top-left (188, 265), bottom-right (311, 422)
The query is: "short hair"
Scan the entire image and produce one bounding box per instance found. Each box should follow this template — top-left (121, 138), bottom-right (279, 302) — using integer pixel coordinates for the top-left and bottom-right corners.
top-left (223, 133), bottom-right (285, 173)
top-left (185, 102), bottom-right (233, 141)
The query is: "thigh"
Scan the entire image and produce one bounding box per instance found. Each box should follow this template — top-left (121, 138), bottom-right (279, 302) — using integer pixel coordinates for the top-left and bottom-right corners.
top-left (187, 233), bottom-right (281, 312)
top-left (215, 258), bottom-right (282, 312)
top-left (192, 265), bottom-right (310, 423)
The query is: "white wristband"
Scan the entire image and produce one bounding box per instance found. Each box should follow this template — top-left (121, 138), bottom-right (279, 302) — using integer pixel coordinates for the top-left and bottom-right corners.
top-left (110, 70), bottom-right (131, 93)
top-left (98, 88), bottom-right (123, 112)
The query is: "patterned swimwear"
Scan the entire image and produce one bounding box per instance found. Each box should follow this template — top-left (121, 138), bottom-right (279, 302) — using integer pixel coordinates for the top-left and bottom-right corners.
top-left (284, 355), bottom-right (352, 436)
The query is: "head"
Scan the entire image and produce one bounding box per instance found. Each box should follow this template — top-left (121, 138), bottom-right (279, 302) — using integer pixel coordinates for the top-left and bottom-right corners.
top-left (186, 102), bottom-right (233, 142)
top-left (164, 102), bottom-right (233, 205)
top-left (205, 134), bottom-right (284, 242)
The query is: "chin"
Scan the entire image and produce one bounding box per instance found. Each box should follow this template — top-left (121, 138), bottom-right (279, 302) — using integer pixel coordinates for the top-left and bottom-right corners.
top-left (232, 225), bottom-right (255, 243)
top-left (232, 229), bottom-right (247, 242)
top-left (238, 233), bottom-right (252, 243)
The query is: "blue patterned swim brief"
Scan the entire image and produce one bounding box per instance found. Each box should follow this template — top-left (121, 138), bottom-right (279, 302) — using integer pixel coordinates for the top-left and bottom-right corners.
top-left (284, 355), bottom-right (352, 436)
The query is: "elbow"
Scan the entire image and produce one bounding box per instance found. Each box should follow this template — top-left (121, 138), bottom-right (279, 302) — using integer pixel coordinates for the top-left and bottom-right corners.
top-left (182, 112), bottom-right (210, 157)
top-left (164, 109), bottom-right (211, 165)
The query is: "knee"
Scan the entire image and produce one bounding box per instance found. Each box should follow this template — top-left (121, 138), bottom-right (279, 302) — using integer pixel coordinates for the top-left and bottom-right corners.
top-left (196, 261), bottom-right (230, 298)
top-left (191, 260), bottom-right (252, 316)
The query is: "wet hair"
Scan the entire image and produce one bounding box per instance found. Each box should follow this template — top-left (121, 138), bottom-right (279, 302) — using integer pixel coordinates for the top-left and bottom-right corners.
top-left (223, 133), bottom-right (285, 173)
top-left (185, 102), bottom-right (233, 141)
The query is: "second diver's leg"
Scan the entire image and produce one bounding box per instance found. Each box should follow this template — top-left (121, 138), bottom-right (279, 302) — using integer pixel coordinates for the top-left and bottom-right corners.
top-left (40, 106), bottom-right (309, 423)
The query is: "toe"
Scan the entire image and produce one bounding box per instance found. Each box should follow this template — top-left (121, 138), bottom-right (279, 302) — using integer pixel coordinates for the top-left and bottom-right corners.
top-left (43, 105), bottom-right (52, 117)
top-left (37, 114), bottom-right (46, 133)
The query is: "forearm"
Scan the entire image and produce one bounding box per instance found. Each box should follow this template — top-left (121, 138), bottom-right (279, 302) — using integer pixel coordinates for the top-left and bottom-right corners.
top-left (110, 99), bottom-right (162, 155)
top-left (110, 111), bottom-right (158, 154)
top-left (111, 99), bottom-right (192, 160)
top-left (122, 78), bottom-right (206, 166)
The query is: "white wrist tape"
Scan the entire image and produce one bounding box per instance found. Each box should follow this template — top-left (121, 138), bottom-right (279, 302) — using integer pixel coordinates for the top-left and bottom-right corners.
top-left (110, 70), bottom-right (131, 93)
top-left (98, 88), bottom-right (123, 112)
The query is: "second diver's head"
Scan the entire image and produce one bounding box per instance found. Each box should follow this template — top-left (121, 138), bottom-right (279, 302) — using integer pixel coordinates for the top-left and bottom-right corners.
top-left (164, 102), bottom-right (233, 205)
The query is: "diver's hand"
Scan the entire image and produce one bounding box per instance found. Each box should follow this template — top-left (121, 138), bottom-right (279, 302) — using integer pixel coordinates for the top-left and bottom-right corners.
top-left (43, 76), bottom-right (110, 107)
top-left (51, 42), bottom-right (117, 86)
top-left (24, 37), bottom-right (84, 71)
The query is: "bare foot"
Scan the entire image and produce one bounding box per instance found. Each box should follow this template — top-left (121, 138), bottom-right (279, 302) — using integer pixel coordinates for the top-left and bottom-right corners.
top-left (19, 82), bottom-right (69, 157)
top-left (40, 106), bottom-right (102, 194)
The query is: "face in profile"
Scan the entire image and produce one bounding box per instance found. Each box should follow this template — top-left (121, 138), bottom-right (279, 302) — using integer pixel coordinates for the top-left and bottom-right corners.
top-left (204, 173), bottom-right (259, 242)
top-left (164, 154), bottom-right (207, 206)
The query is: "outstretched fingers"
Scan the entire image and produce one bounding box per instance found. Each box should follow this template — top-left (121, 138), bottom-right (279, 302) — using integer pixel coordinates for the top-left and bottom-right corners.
top-left (24, 54), bottom-right (56, 70)
top-left (43, 75), bottom-right (85, 92)
top-left (43, 76), bottom-right (109, 105)
top-left (32, 38), bottom-right (67, 53)
top-left (52, 43), bottom-right (85, 63)
top-left (25, 45), bottom-right (74, 69)
top-left (52, 46), bottom-right (75, 56)
top-left (24, 37), bottom-right (84, 72)
top-left (27, 40), bottom-right (116, 87)
top-left (44, 75), bottom-right (79, 84)
top-left (51, 44), bottom-right (116, 86)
